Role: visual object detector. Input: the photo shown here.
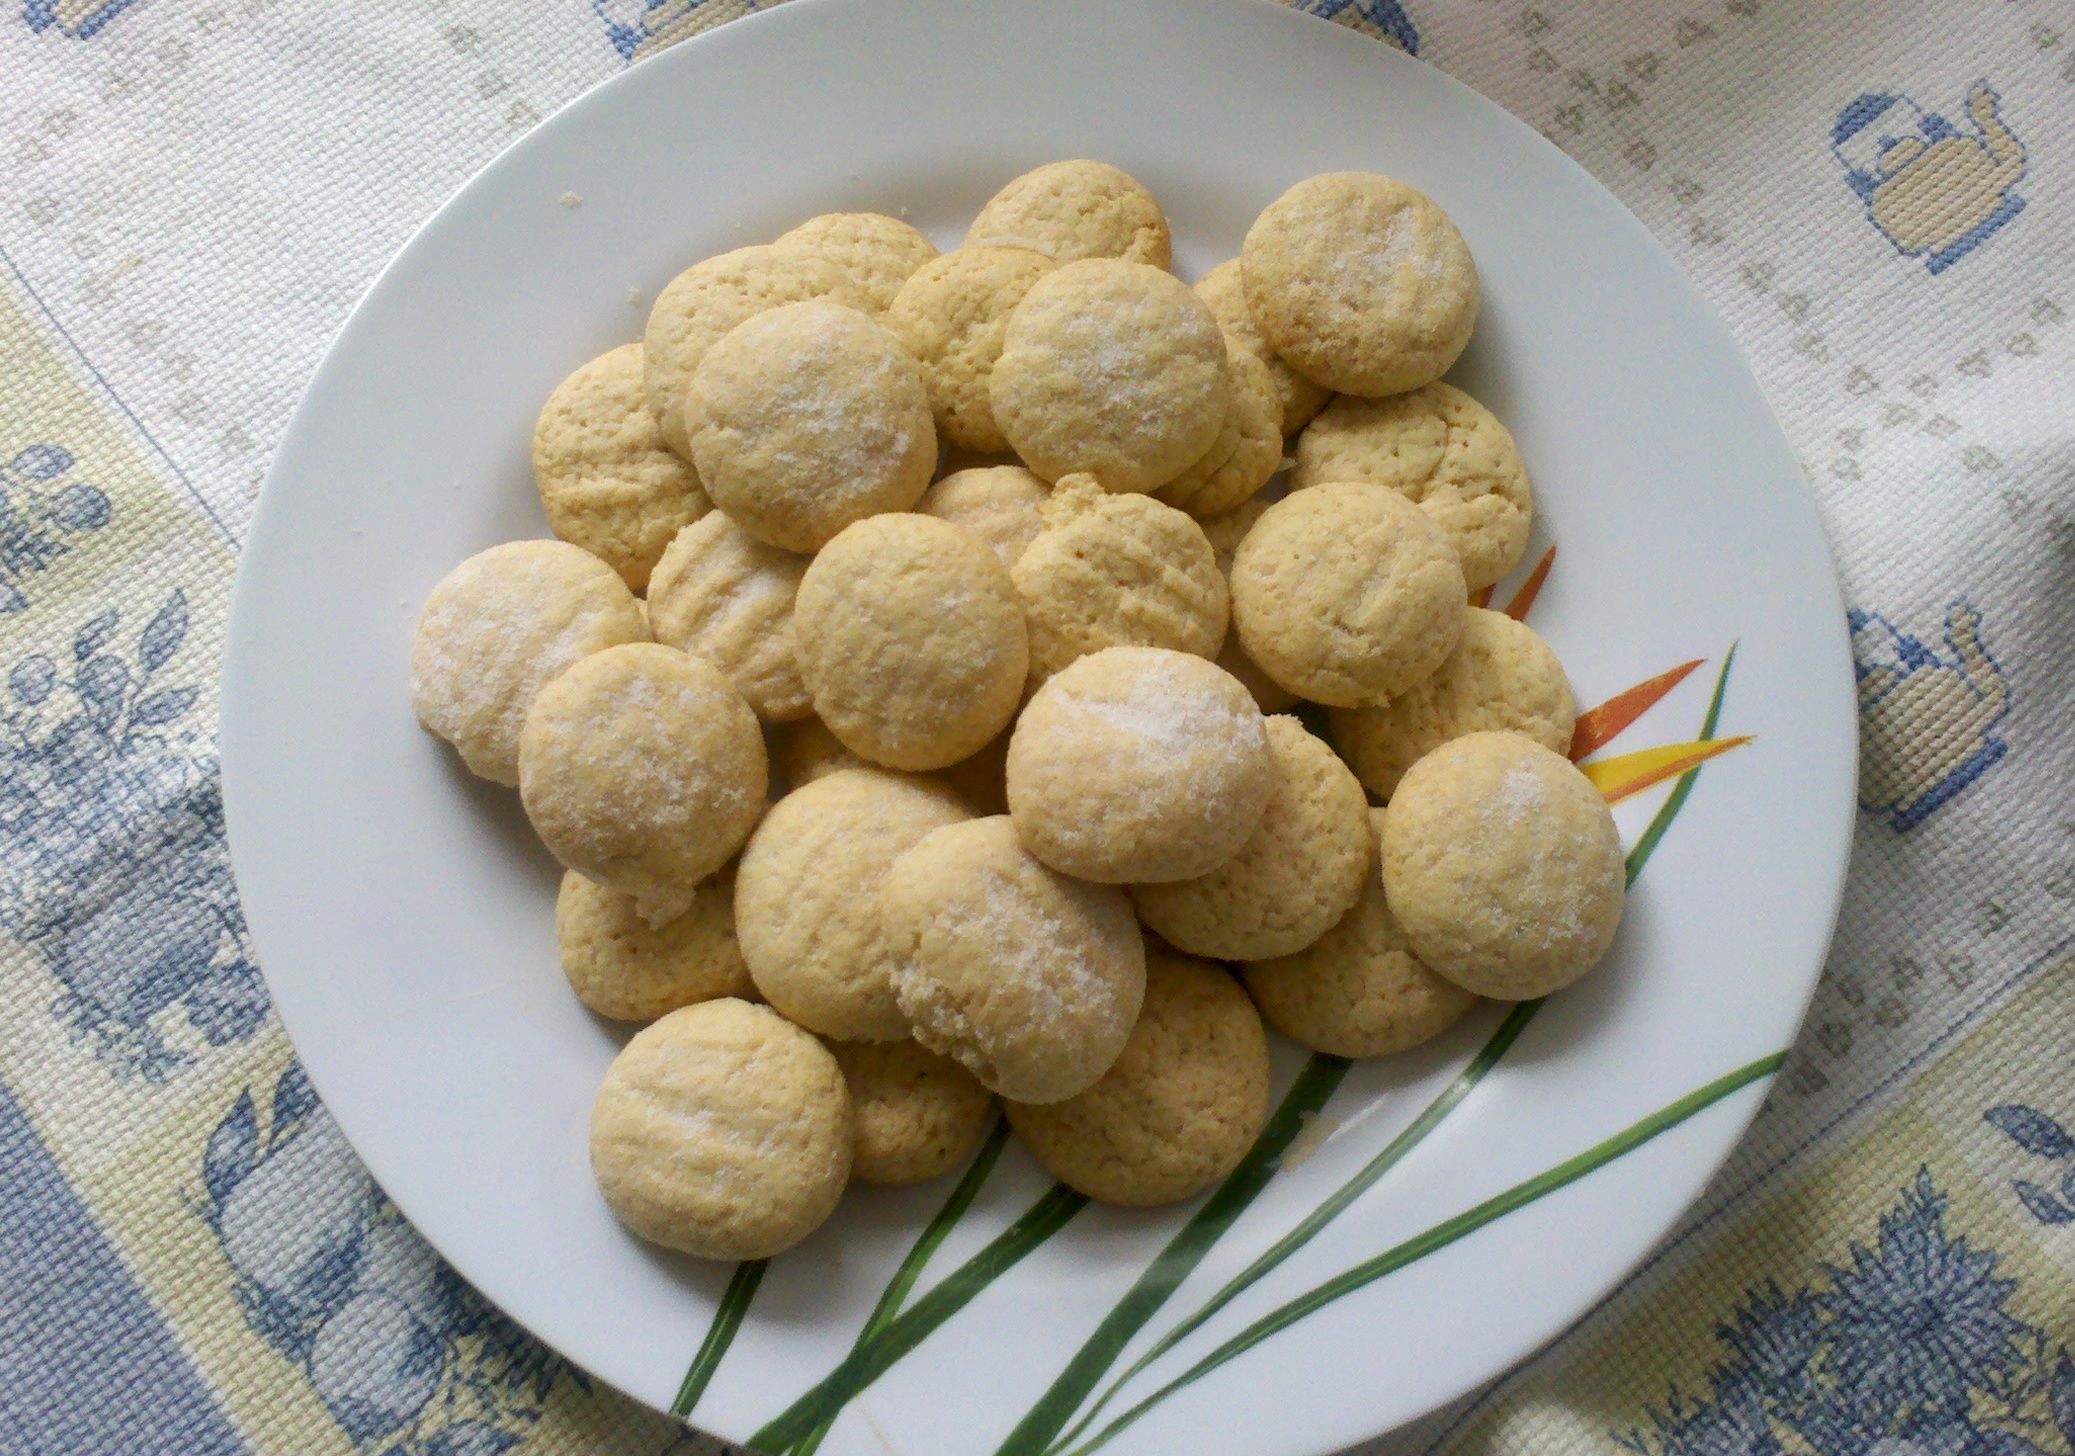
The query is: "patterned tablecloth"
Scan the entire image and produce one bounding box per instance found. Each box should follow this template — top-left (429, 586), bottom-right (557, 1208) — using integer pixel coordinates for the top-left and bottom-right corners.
top-left (4, 2), bottom-right (2072, 1453)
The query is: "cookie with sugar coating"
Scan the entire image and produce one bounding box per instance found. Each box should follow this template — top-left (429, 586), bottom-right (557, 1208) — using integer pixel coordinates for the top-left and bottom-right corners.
top-left (883, 816), bottom-right (1145, 1104)
top-left (643, 243), bottom-right (863, 456)
top-left (832, 1039), bottom-right (994, 1186)
top-left (1155, 348), bottom-right (1284, 519)
top-left (991, 259), bottom-right (1227, 492)
top-left (1241, 172), bottom-right (1478, 398)
top-left (1006, 948), bottom-right (1269, 1207)
top-left (1242, 808), bottom-right (1477, 1058)
top-left (555, 868), bottom-right (750, 1022)
top-left (1330, 608), bottom-right (1573, 799)
top-left (410, 540), bottom-right (648, 786)
top-left (885, 247), bottom-right (1056, 454)
top-left (532, 343), bottom-right (710, 592)
top-left (778, 211), bottom-right (939, 316)
top-left (734, 767), bottom-right (969, 1042)
top-left (1011, 474), bottom-right (1227, 684)
top-left (590, 998), bottom-right (851, 1259)
top-left (686, 300), bottom-right (935, 551)
top-left (1381, 732), bottom-right (1623, 999)
top-left (1230, 484), bottom-right (1465, 707)
top-left (966, 160), bottom-right (1172, 267)
top-left (1006, 646), bottom-right (1272, 884)
top-left (1292, 384), bottom-right (1531, 590)
top-left (794, 514), bottom-right (1028, 771)
top-left (1132, 715), bottom-right (1369, 960)
top-left (1193, 258), bottom-right (1330, 435)
top-left (644, 513), bottom-right (810, 722)
top-left (917, 464), bottom-right (1050, 568)
top-left (518, 643), bottom-right (766, 925)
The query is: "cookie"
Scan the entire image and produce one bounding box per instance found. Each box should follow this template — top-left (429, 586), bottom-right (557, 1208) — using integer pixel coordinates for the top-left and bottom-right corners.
top-left (1196, 494), bottom-right (1274, 566)
top-left (555, 867), bottom-right (750, 1022)
top-left (590, 998), bottom-right (851, 1259)
top-left (532, 343), bottom-right (711, 592)
top-left (517, 643), bottom-right (766, 925)
top-left (1197, 497), bottom-right (1297, 713)
top-left (1330, 608), bottom-right (1573, 799)
top-left (644, 512), bottom-right (810, 722)
top-left (734, 767), bottom-right (969, 1041)
top-left (1242, 808), bottom-right (1477, 1057)
top-left (685, 300), bottom-right (935, 551)
top-left (1005, 948), bottom-right (1269, 1207)
top-left (1006, 646), bottom-right (1272, 884)
top-left (1154, 348), bottom-right (1285, 518)
top-left (990, 259), bottom-right (1228, 492)
top-left (832, 1039), bottom-right (994, 1186)
top-left (883, 816), bottom-right (1145, 1103)
top-left (965, 160), bottom-right (1172, 268)
top-left (1241, 172), bottom-right (1478, 397)
top-left (1011, 474), bottom-right (1227, 684)
top-left (770, 715), bottom-right (868, 789)
top-left (794, 514), bottom-right (1028, 770)
top-left (1132, 715), bottom-right (1369, 959)
top-left (1291, 384), bottom-right (1531, 590)
top-left (643, 243), bottom-right (864, 456)
top-left (917, 464), bottom-right (1050, 568)
top-left (940, 727), bottom-right (1012, 817)
top-left (777, 212), bottom-right (939, 316)
top-left (885, 246), bottom-right (1056, 454)
top-left (1229, 484), bottom-right (1465, 707)
top-left (410, 540), bottom-right (648, 786)
top-left (1381, 732), bottom-right (1623, 999)
top-left (1192, 258), bottom-right (1330, 435)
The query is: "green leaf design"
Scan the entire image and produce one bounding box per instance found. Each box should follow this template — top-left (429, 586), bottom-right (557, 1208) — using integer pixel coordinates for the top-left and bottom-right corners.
top-left (994, 1053), bottom-right (1351, 1455)
top-left (1026, 1004), bottom-right (1537, 1456)
top-left (1056, 1048), bottom-right (1788, 1456)
top-left (752, 1183), bottom-right (1091, 1453)
top-left (672, 1258), bottom-right (765, 1418)
top-left (1620, 643), bottom-right (1735, 882)
top-left (790, 1118), bottom-right (1013, 1455)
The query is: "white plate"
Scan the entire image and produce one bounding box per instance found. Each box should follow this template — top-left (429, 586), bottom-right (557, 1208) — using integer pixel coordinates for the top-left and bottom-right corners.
top-left (219, 1), bottom-right (1857, 1451)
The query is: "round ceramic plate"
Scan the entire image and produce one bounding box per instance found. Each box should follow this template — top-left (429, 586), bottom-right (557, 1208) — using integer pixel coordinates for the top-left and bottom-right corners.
top-left (220, 1), bottom-right (1857, 1451)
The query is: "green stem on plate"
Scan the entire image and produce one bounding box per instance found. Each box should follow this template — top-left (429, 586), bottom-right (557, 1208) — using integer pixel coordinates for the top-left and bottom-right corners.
top-left (1056, 1048), bottom-right (1788, 1456)
top-left (752, 1183), bottom-right (1091, 1453)
top-left (788, 1117), bottom-right (1012, 1455)
top-left (671, 1257), bottom-right (766, 1418)
top-left (1037, 1001), bottom-right (1539, 1456)
top-left (1027, 642), bottom-right (1741, 1453)
top-left (992, 1053), bottom-right (1353, 1456)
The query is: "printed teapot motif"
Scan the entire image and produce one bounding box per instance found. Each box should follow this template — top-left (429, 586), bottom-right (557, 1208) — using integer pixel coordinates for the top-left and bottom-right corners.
top-left (1831, 82), bottom-right (2026, 274)
top-left (1850, 601), bottom-right (2010, 831)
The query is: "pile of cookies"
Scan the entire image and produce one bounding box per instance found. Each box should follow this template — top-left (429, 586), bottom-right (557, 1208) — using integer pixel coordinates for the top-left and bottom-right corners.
top-left (410, 162), bottom-right (1625, 1262)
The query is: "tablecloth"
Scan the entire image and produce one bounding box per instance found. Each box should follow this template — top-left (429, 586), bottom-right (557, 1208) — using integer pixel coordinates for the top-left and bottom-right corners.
top-left (3, 2), bottom-right (2071, 1453)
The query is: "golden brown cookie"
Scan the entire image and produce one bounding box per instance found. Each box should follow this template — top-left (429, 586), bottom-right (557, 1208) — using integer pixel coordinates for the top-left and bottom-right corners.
top-left (643, 512), bottom-right (810, 722)
top-left (555, 868), bottom-right (750, 1022)
top-left (1241, 172), bottom-right (1478, 397)
top-left (769, 715), bottom-right (868, 789)
top-left (883, 816), bottom-right (1146, 1104)
top-left (590, 998), bottom-right (852, 1259)
top-left (1242, 809), bottom-right (1477, 1057)
top-left (1292, 384), bottom-right (1531, 590)
top-left (777, 211), bottom-right (939, 316)
top-left (1229, 484), bottom-right (1465, 707)
top-left (1006, 949), bottom-right (1269, 1206)
top-left (532, 343), bottom-right (710, 592)
top-left (1193, 258), bottom-right (1330, 435)
top-left (518, 643), bottom-right (766, 925)
top-left (794, 514), bottom-right (1029, 771)
top-left (832, 1039), bottom-right (994, 1186)
top-left (1155, 349), bottom-right (1284, 518)
top-left (1011, 475), bottom-right (1228, 684)
top-left (885, 246), bottom-right (1056, 454)
top-left (1330, 608), bottom-right (1574, 799)
top-left (965, 160), bottom-right (1172, 267)
top-left (1381, 732), bottom-right (1624, 999)
top-left (1132, 715), bottom-right (1369, 959)
top-left (917, 464), bottom-right (1050, 568)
